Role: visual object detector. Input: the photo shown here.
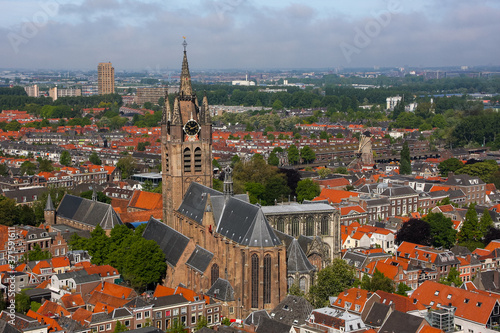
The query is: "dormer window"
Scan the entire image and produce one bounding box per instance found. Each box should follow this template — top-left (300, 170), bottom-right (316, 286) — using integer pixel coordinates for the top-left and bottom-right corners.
top-left (434, 291), bottom-right (439, 296)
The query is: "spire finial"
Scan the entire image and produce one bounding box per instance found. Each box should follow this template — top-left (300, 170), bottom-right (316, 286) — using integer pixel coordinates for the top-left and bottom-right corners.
top-left (182, 37), bottom-right (187, 52)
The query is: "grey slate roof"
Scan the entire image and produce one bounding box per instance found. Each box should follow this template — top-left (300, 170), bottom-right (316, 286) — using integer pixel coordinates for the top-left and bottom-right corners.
top-left (363, 302), bottom-right (391, 327)
top-left (57, 194), bottom-right (123, 229)
top-left (255, 317), bottom-right (292, 333)
top-left (205, 278), bottom-right (235, 301)
top-left (378, 311), bottom-right (424, 333)
top-left (125, 297), bottom-right (150, 309)
top-left (111, 307), bottom-right (133, 319)
top-left (177, 182), bottom-right (222, 224)
top-left (244, 309), bottom-right (270, 326)
top-left (445, 174), bottom-right (485, 186)
top-left (151, 294), bottom-right (189, 307)
top-left (270, 295), bottom-right (313, 326)
top-left (45, 193), bottom-right (55, 211)
top-left (0, 320), bottom-right (21, 333)
top-left (273, 229), bottom-right (294, 249)
top-left (380, 186), bottom-right (417, 197)
top-left (128, 328), bottom-right (164, 333)
top-left (287, 239), bottom-right (315, 274)
top-left (186, 245), bottom-right (214, 274)
top-left (261, 202), bottom-right (334, 214)
top-left (217, 196), bottom-right (281, 247)
top-left (142, 217), bottom-right (189, 267)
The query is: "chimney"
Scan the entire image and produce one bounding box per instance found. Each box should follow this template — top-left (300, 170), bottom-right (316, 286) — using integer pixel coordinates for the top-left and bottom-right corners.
top-left (448, 172), bottom-right (454, 179)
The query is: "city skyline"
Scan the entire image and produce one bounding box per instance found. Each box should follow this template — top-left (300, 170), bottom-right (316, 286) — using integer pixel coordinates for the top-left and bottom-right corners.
top-left (1, 0), bottom-right (500, 70)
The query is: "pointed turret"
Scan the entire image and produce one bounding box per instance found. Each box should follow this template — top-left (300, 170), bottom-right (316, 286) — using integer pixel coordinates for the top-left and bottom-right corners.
top-left (172, 97), bottom-right (182, 125)
top-left (162, 91), bottom-right (170, 125)
top-left (202, 92), bottom-right (211, 124)
top-left (223, 166), bottom-right (234, 200)
top-left (179, 40), bottom-right (193, 97)
top-left (45, 194), bottom-right (55, 211)
top-left (92, 186), bottom-right (97, 201)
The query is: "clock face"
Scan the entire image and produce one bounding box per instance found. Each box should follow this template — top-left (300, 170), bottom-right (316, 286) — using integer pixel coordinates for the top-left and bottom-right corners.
top-left (184, 120), bottom-right (200, 136)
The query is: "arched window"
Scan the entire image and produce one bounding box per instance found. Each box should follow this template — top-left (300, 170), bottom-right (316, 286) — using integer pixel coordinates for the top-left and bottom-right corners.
top-left (277, 218), bottom-right (285, 233)
top-left (299, 277), bottom-right (306, 293)
top-left (251, 254), bottom-right (259, 308)
top-left (305, 216), bottom-right (314, 236)
top-left (287, 277), bottom-right (294, 290)
top-left (321, 216), bottom-right (329, 235)
top-left (165, 150), bottom-right (169, 172)
top-left (291, 217), bottom-right (300, 237)
top-left (211, 263), bottom-right (219, 287)
top-left (263, 255), bottom-right (271, 304)
top-left (194, 147), bottom-right (202, 172)
top-left (183, 148), bottom-right (191, 172)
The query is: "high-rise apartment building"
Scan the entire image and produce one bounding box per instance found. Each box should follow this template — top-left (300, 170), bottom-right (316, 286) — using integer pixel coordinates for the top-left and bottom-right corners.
top-left (97, 62), bottom-right (115, 95)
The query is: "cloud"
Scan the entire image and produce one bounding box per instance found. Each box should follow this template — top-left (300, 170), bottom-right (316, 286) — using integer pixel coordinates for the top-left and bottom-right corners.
top-left (0, 0), bottom-right (499, 69)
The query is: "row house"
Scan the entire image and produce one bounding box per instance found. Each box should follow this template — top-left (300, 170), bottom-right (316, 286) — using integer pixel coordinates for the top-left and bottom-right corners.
top-left (342, 249), bottom-right (392, 279)
top-left (396, 242), bottom-right (461, 282)
top-left (456, 255), bottom-right (481, 283)
top-left (364, 257), bottom-right (421, 289)
top-left (339, 205), bottom-right (368, 225)
top-left (444, 173), bottom-right (486, 206)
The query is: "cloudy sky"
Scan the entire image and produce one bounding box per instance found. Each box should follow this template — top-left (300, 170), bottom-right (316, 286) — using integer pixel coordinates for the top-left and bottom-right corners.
top-left (1, 0), bottom-right (499, 70)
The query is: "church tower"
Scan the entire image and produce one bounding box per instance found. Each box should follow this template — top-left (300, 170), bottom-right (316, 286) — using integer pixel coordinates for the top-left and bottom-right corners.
top-left (162, 40), bottom-right (213, 227)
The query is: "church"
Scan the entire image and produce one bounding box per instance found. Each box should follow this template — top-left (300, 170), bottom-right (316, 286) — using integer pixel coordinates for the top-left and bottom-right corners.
top-left (141, 41), bottom-right (341, 318)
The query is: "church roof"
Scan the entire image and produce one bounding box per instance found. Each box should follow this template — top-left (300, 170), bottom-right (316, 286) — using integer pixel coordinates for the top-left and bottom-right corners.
top-left (57, 194), bottom-right (123, 230)
top-left (205, 278), bottom-right (235, 302)
top-left (44, 193), bottom-right (55, 211)
top-left (185, 245), bottom-right (213, 274)
top-left (261, 202), bottom-right (334, 214)
top-left (142, 217), bottom-right (189, 267)
top-left (177, 182), bottom-right (221, 225)
top-left (287, 239), bottom-right (315, 274)
top-left (217, 197), bottom-right (281, 247)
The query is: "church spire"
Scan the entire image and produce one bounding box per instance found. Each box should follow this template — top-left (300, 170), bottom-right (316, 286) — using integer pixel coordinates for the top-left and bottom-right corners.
top-left (179, 39), bottom-right (193, 97)
top-left (223, 166), bottom-right (234, 200)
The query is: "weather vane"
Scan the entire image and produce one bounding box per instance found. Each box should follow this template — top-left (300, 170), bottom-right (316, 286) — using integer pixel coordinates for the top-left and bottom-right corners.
top-left (182, 36), bottom-right (187, 52)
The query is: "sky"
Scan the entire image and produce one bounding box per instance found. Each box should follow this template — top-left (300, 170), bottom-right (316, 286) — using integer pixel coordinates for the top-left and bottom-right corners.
top-left (1, 0), bottom-right (500, 70)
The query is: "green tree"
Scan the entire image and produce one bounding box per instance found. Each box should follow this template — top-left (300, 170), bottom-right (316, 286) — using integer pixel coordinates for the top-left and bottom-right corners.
top-left (424, 212), bottom-right (457, 249)
top-left (438, 267), bottom-right (462, 287)
top-left (458, 204), bottom-right (483, 251)
top-left (113, 320), bottom-right (128, 333)
top-left (268, 151), bottom-right (280, 166)
top-left (20, 161), bottom-right (36, 175)
top-left (80, 190), bottom-right (111, 204)
top-left (360, 269), bottom-right (394, 293)
top-left (220, 317), bottom-right (231, 326)
top-left (455, 161), bottom-right (498, 183)
top-left (212, 158), bottom-right (221, 169)
top-left (395, 282), bottom-right (412, 296)
top-left (22, 244), bottom-right (52, 262)
top-left (0, 196), bottom-right (20, 226)
top-left (195, 316), bottom-right (209, 330)
top-left (264, 174), bottom-right (291, 205)
top-left (399, 141), bottom-right (411, 175)
top-left (296, 179), bottom-right (320, 202)
top-left (307, 259), bottom-right (357, 308)
top-left (87, 226), bottom-right (110, 265)
top-left (167, 319), bottom-right (185, 333)
top-left (479, 209), bottom-right (494, 238)
top-left (15, 290), bottom-right (31, 313)
top-left (272, 99), bottom-right (284, 110)
top-left (0, 163), bottom-right (9, 176)
top-left (287, 144), bottom-right (300, 165)
top-left (245, 182), bottom-right (266, 204)
top-left (59, 150), bottom-right (72, 166)
top-left (395, 219), bottom-right (431, 245)
top-left (117, 156), bottom-right (138, 179)
top-left (30, 301), bottom-right (41, 312)
top-left (438, 158), bottom-right (464, 177)
top-left (288, 281), bottom-right (305, 297)
top-left (317, 168), bottom-right (333, 179)
top-left (38, 158), bottom-right (54, 172)
top-left (142, 180), bottom-right (155, 192)
top-left (89, 152), bottom-right (102, 165)
top-left (300, 146), bottom-right (316, 164)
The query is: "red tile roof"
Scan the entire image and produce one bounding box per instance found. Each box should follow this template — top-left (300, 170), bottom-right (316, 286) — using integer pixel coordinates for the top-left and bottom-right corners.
top-left (37, 300), bottom-right (70, 317)
top-left (313, 189), bottom-right (359, 204)
top-left (128, 191), bottom-right (163, 210)
top-left (91, 281), bottom-right (135, 299)
top-left (375, 290), bottom-right (423, 312)
top-left (153, 285), bottom-right (175, 297)
top-left (60, 293), bottom-right (85, 309)
top-left (84, 265), bottom-right (119, 278)
top-left (331, 288), bottom-right (370, 313)
top-left (72, 307), bottom-right (93, 325)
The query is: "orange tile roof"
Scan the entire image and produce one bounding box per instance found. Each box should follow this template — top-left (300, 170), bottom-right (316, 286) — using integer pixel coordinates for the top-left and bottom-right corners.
top-left (174, 286), bottom-right (210, 304)
top-left (340, 205), bottom-right (366, 216)
top-left (430, 185), bottom-right (451, 192)
top-left (36, 280), bottom-right (51, 289)
top-left (32, 260), bottom-right (52, 275)
top-left (26, 310), bottom-right (63, 332)
top-left (91, 281), bottom-right (135, 299)
top-left (60, 293), bottom-right (85, 309)
top-left (93, 302), bottom-right (115, 313)
top-left (51, 256), bottom-right (70, 268)
top-left (472, 248), bottom-right (491, 256)
top-left (419, 325), bottom-right (445, 333)
top-left (313, 189), bottom-right (359, 204)
top-left (72, 307), bottom-right (93, 325)
top-left (437, 204), bottom-right (454, 212)
top-left (153, 285), bottom-right (175, 297)
top-left (485, 240), bottom-right (500, 251)
top-left (87, 291), bottom-right (130, 308)
top-left (0, 225), bottom-right (8, 252)
top-left (128, 191), bottom-right (163, 210)
top-left (0, 264), bottom-right (11, 272)
top-left (37, 300), bottom-right (70, 317)
top-left (412, 281), bottom-right (500, 325)
top-left (375, 290), bottom-right (423, 312)
top-left (486, 183), bottom-right (497, 192)
top-left (331, 288), bottom-right (370, 312)
top-left (84, 265), bottom-right (119, 277)
top-left (119, 209), bottom-right (163, 223)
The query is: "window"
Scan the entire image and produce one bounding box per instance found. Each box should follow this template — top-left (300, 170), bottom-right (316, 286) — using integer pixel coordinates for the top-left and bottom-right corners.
top-left (229, 307), bottom-right (234, 314)
top-left (211, 263), bottom-right (219, 287)
top-left (214, 314), bottom-right (219, 322)
top-left (252, 254), bottom-right (259, 308)
top-left (194, 147), bottom-right (202, 172)
top-left (191, 306), bottom-right (196, 311)
top-left (299, 277), bottom-right (306, 293)
top-left (136, 313), bottom-right (142, 320)
top-left (181, 316), bottom-right (186, 324)
top-left (263, 254), bottom-right (271, 304)
top-left (291, 217), bottom-right (300, 237)
top-left (173, 309), bottom-right (179, 316)
top-left (191, 315), bottom-right (196, 324)
top-left (277, 218), bottom-right (285, 232)
top-left (181, 307), bottom-right (187, 314)
top-left (124, 321), bottom-right (130, 327)
top-left (156, 312), bottom-right (162, 319)
top-left (208, 315), bottom-right (212, 324)
top-left (305, 216), bottom-right (314, 236)
top-left (106, 324), bottom-right (111, 330)
top-left (136, 324), bottom-right (142, 329)
top-left (165, 310), bottom-right (171, 316)
top-left (144, 311), bottom-right (150, 318)
top-left (183, 148), bottom-right (191, 172)
top-left (434, 290), bottom-right (439, 296)
top-left (99, 325), bottom-right (104, 331)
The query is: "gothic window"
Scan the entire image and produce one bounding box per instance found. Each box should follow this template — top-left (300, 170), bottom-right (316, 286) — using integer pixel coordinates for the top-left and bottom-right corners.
top-left (291, 217), bottom-right (300, 237)
top-left (287, 277), bottom-right (294, 290)
top-left (277, 218), bottom-right (285, 233)
top-left (165, 151), bottom-right (169, 172)
top-left (305, 216), bottom-right (314, 236)
top-left (211, 263), bottom-right (219, 287)
top-left (251, 254), bottom-right (259, 308)
top-left (183, 148), bottom-right (191, 172)
top-left (194, 147), bottom-right (202, 172)
top-left (299, 277), bottom-right (306, 293)
top-left (321, 216), bottom-right (329, 235)
top-left (263, 255), bottom-right (271, 304)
